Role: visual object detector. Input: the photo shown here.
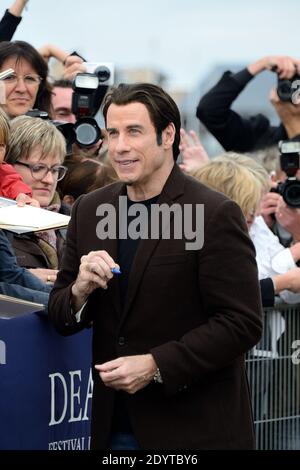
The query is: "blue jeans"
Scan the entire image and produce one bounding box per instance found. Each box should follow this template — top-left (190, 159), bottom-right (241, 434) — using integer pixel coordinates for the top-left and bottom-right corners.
top-left (109, 432), bottom-right (140, 450)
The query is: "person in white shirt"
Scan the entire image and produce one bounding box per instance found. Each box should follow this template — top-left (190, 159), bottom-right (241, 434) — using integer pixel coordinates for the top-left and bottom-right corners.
top-left (191, 153), bottom-right (300, 303)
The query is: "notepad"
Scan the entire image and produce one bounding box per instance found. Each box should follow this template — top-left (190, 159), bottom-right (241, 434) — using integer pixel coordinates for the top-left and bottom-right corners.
top-left (0, 197), bottom-right (70, 234)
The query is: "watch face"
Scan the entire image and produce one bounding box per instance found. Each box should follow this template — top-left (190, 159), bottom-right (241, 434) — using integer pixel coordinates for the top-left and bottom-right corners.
top-left (153, 369), bottom-right (163, 384)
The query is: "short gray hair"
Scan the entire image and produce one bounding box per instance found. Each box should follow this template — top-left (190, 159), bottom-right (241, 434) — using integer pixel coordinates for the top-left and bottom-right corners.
top-left (5, 116), bottom-right (66, 164)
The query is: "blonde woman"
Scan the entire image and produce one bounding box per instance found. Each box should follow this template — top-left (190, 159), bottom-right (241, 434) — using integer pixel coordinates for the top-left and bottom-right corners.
top-left (5, 115), bottom-right (67, 283)
top-left (191, 154), bottom-right (300, 304)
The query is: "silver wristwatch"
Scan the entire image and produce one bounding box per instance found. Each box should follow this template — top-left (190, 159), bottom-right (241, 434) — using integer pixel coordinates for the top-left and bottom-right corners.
top-left (153, 368), bottom-right (163, 384)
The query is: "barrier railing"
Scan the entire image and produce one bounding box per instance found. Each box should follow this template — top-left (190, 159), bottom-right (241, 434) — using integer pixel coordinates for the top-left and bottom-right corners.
top-left (246, 304), bottom-right (300, 449)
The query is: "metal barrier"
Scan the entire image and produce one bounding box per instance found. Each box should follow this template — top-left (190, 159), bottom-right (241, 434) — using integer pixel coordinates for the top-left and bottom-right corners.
top-left (246, 304), bottom-right (300, 449)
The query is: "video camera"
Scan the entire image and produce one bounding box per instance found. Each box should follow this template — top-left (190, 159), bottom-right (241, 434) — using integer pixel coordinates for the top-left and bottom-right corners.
top-left (277, 74), bottom-right (300, 104)
top-left (56, 62), bottom-right (114, 153)
top-left (271, 140), bottom-right (300, 208)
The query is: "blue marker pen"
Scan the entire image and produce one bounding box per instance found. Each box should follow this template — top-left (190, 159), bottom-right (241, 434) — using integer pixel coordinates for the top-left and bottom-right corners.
top-left (111, 267), bottom-right (121, 275)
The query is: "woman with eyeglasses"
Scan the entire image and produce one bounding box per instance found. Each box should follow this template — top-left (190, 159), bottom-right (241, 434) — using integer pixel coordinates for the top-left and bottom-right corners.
top-left (0, 40), bottom-right (53, 118)
top-left (5, 115), bottom-right (68, 283)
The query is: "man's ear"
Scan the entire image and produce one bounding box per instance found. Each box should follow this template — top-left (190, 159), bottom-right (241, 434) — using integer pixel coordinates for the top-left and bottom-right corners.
top-left (63, 194), bottom-right (75, 206)
top-left (0, 144), bottom-right (6, 163)
top-left (162, 123), bottom-right (175, 150)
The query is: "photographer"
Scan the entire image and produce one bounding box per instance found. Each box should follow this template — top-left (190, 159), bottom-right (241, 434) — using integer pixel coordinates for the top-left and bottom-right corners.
top-left (258, 141), bottom-right (300, 247)
top-left (196, 55), bottom-right (300, 152)
top-left (35, 44), bottom-right (110, 159)
top-left (51, 78), bottom-right (106, 159)
top-left (52, 79), bottom-right (76, 124)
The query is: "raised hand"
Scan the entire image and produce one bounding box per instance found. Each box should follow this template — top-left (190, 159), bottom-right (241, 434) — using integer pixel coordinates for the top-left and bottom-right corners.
top-left (179, 128), bottom-right (209, 173)
top-left (248, 55), bottom-right (300, 79)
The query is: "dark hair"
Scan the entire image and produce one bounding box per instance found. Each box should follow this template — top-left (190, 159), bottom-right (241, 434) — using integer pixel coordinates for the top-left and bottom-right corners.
top-left (0, 41), bottom-right (53, 117)
top-left (57, 154), bottom-right (117, 200)
top-left (102, 83), bottom-right (181, 160)
top-left (53, 79), bottom-right (73, 89)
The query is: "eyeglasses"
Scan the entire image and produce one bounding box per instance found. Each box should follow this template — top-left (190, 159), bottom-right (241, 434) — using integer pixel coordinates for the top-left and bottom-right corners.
top-left (2, 73), bottom-right (42, 87)
top-left (15, 161), bottom-right (67, 181)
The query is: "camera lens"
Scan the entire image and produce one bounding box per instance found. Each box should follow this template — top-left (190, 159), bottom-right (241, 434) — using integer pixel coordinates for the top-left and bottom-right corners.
top-left (94, 66), bottom-right (110, 83)
top-left (277, 79), bottom-right (292, 102)
top-left (74, 118), bottom-right (101, 147)
top-left (277, 74), bottom-right (300, 103)
top-left (283, 180), bottom-right (300, 208)
top-left (76, 122), bottom-right (98, 146)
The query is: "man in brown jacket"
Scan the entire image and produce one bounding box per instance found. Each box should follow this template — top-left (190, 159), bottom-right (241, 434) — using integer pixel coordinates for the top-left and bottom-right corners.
top-left (49, 83), bottom-right (263, 450)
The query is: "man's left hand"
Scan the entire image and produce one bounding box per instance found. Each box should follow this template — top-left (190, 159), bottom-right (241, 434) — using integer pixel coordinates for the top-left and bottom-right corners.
top-left (95, 354), bottom-right (158, 394)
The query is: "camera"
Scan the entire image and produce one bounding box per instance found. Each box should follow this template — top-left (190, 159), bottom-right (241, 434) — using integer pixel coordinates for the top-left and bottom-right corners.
top-left (277, 74), bottom-right (300, 104)
top-left (57, 63), bottom-right (114, 153)
top-left (83, 62), bottom-right (114, 86)
top-left (271, 140), bottom-right (300, 208)
top-left (70, 73), bottom-right (104, 148)
top-left (26, 109), bottom-right (78, 154)
top-left (27, 58), bottom-right (114, 153)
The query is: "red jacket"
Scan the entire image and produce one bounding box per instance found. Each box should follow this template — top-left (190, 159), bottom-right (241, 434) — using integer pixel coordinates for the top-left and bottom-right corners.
top-left (0, 162), bottom-right (32, 199)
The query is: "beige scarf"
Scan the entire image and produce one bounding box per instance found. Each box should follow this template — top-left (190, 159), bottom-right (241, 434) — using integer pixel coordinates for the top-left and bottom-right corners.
top-left (36, 192), bottom-right (61, 269)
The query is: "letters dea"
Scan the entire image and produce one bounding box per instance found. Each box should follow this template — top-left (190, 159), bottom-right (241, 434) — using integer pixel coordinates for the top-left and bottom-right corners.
top-left (49, 369), bottom-right (93, 426)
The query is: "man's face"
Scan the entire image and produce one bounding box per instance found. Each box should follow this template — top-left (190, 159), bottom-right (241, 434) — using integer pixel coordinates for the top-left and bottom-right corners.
top-left (52, 86), bottom-right (76, 123)
top-left (106, 102), bottom-right (174, 196)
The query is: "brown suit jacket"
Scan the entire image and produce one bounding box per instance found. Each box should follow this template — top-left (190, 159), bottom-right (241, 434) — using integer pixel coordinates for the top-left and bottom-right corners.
top-left (49, 164), bottom-right (262, 450)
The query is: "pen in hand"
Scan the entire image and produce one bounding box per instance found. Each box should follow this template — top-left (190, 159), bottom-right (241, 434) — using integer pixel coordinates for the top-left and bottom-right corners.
top-left (111, 267), bottom-right (121, 275)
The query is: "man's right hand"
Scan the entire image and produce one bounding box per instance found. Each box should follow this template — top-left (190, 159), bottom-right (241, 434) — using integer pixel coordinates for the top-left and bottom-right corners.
top-left (63, 55), bottom-right (86, 81)
top-left (71, 250), bottom-right (119, 311)
top-left (248, 56), bottom-right (300, 78)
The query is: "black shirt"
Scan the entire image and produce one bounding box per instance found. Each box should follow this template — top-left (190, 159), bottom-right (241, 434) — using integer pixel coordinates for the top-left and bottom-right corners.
top-left (111, 194), bottom-right (159, 433)
top-left (0, 9), bottom-right (22, 42)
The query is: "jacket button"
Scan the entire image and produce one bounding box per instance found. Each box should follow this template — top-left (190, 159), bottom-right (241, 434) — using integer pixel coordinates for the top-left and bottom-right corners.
top-left (118, 336), bottom-right (125, 346)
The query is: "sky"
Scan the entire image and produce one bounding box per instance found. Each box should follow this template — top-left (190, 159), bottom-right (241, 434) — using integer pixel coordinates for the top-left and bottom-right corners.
top-left (3, 0), bottom-right (300, 91)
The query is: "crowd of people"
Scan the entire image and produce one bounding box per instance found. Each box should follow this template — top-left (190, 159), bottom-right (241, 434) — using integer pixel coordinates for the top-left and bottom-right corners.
top-left (1, 0), bottom-right (300, 452)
